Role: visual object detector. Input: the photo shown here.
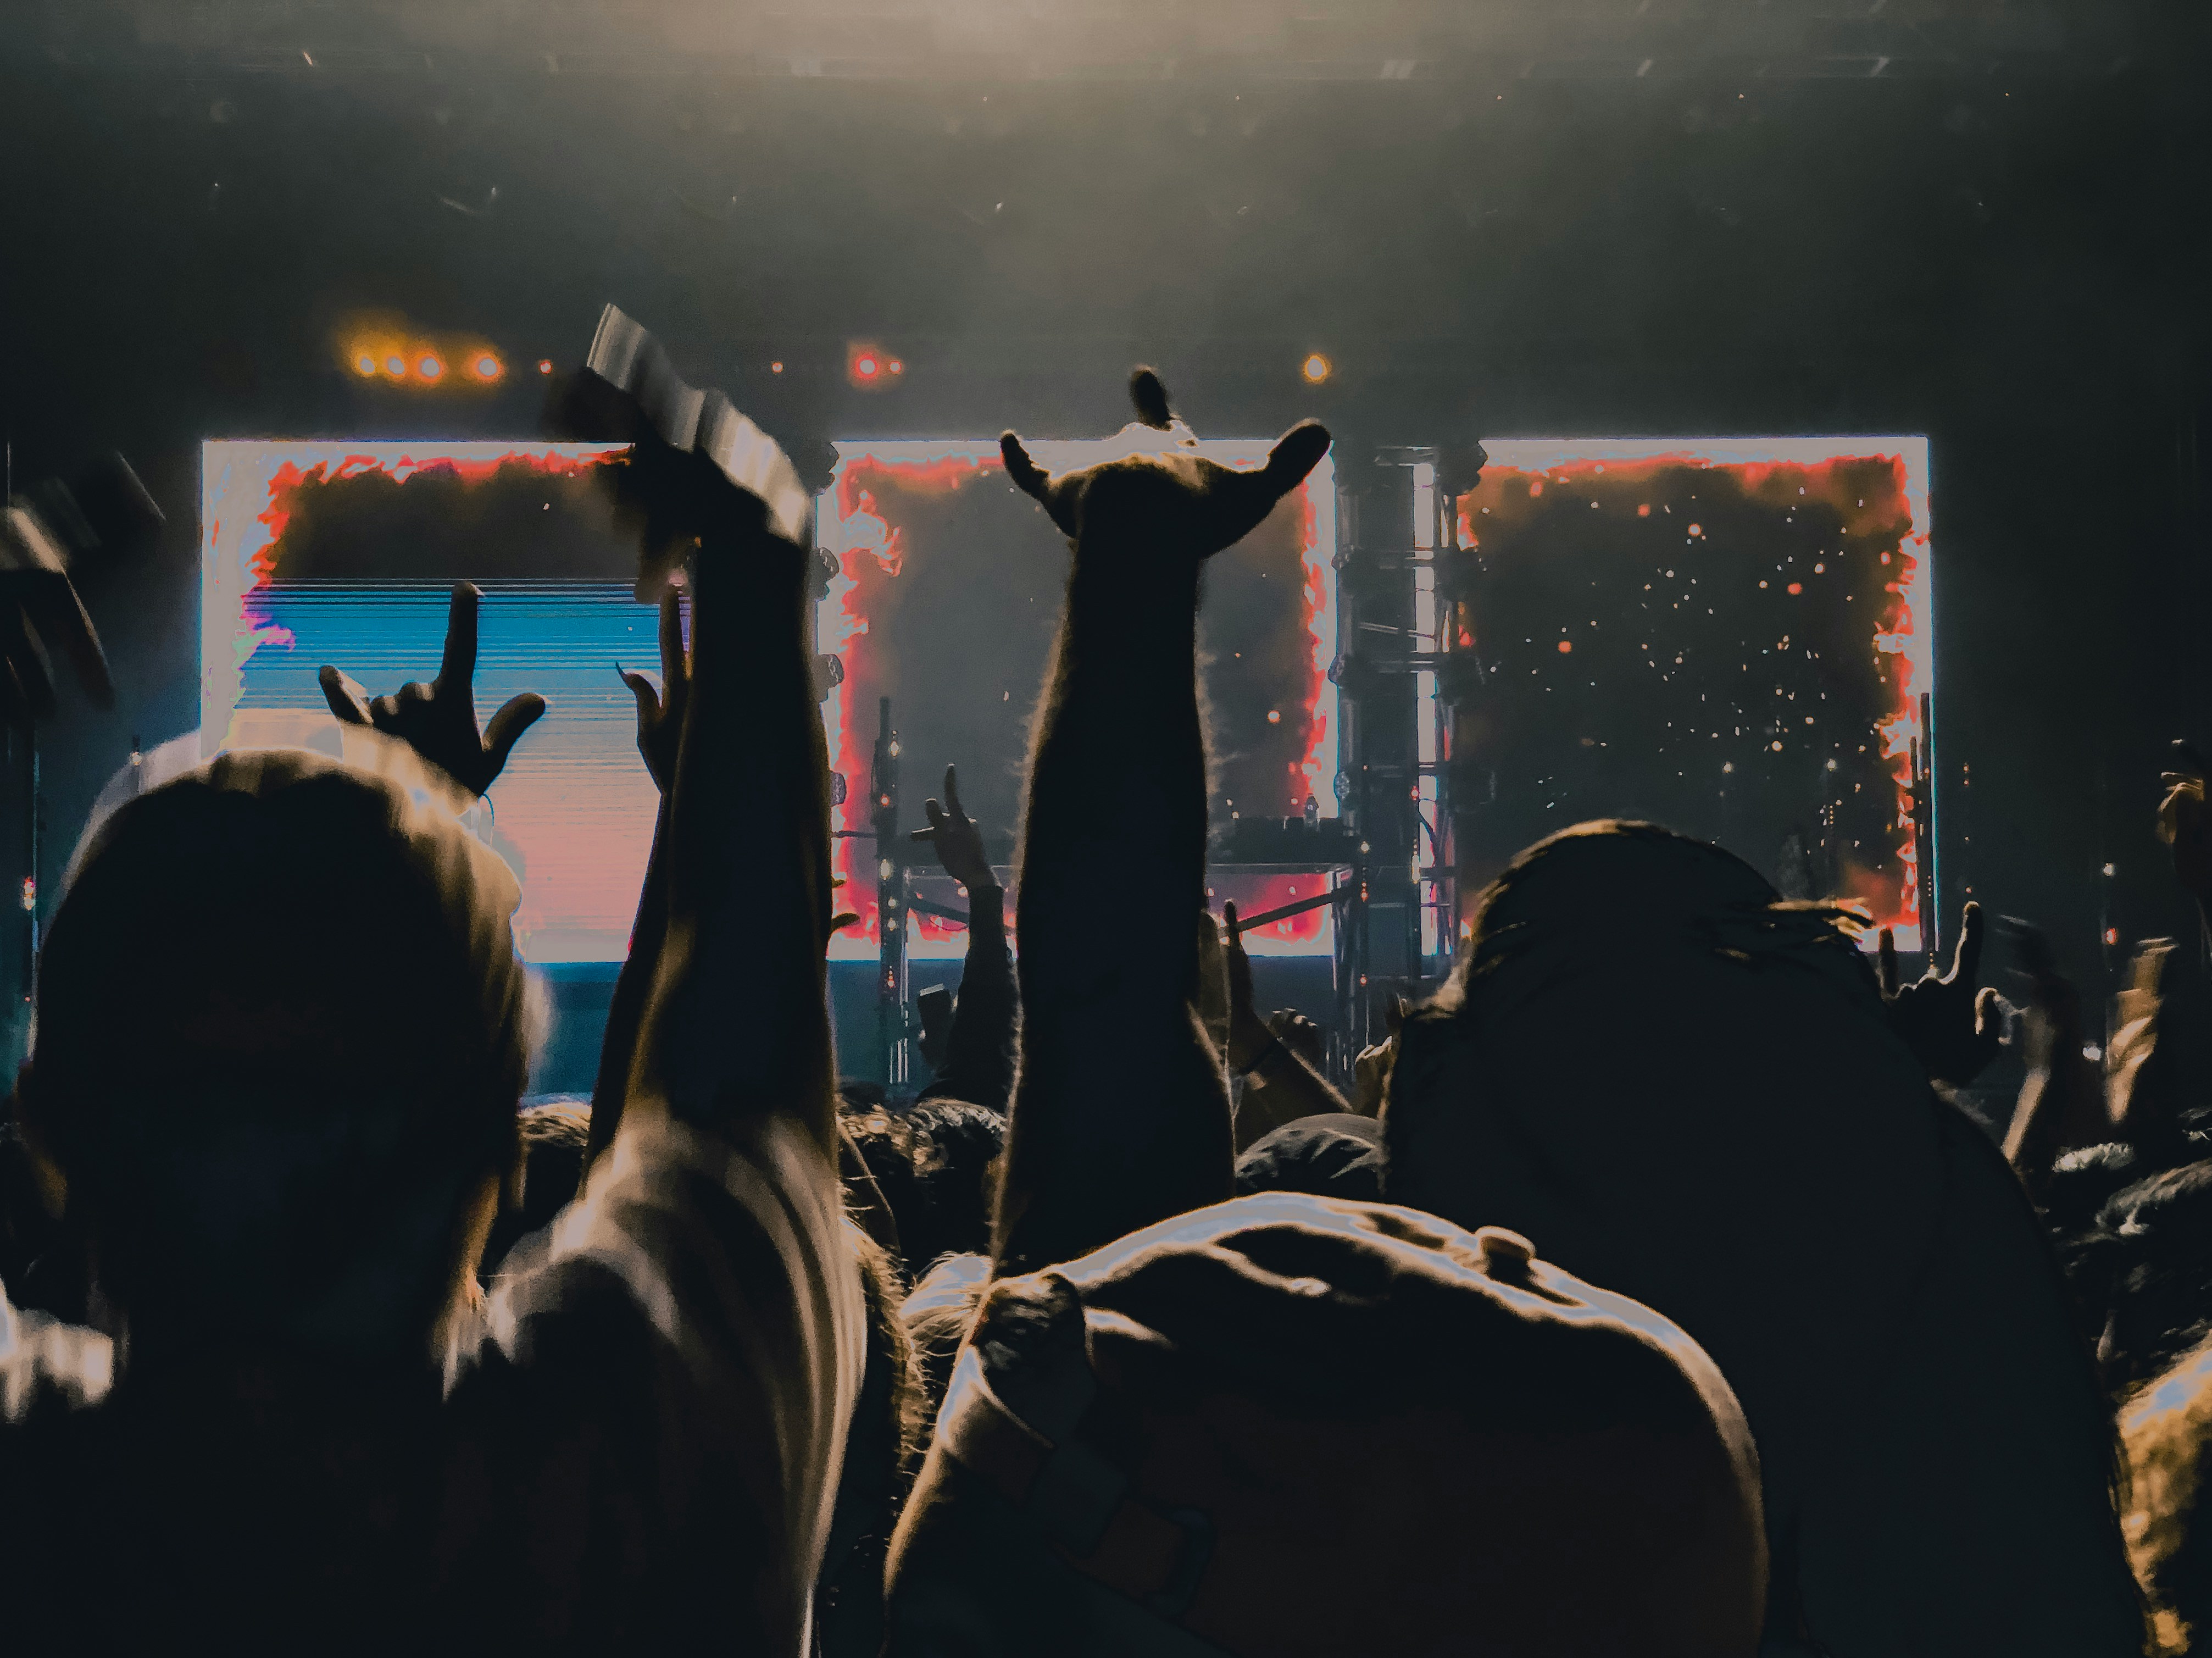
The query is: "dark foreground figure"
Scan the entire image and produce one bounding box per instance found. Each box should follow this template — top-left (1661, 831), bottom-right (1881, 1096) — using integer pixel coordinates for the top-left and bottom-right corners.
top-left (0, 364), bottom-right (2169, 1655)
top-left (0, 475), bottom-right (864, 1648)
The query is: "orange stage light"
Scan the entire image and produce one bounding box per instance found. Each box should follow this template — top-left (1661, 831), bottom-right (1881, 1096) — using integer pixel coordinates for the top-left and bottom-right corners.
top-left (847, 342), bottom-right (895, 389)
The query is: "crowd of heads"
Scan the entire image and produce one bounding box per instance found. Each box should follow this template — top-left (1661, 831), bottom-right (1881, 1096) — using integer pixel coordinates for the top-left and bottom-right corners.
top-left (4, 369), bottom-right (2212, 1653)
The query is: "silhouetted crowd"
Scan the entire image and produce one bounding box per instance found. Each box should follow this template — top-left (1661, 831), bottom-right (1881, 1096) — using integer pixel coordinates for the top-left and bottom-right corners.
top-left (7, 369), bottom-right (2212, 1655)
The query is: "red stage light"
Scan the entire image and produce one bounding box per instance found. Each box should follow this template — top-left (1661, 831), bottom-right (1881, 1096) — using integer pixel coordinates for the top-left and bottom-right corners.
top-left (472, 354), bottom-right (502, 381)
top-left (418, 355), bottom-right (444, 381)
top-left (847, 343), bottom-right (894, 389)
top-left (384, 355), bottom-right (405, 376)
top-left (1557, 640), bottom-right (1572, 653)
top-left (771, 361), bottom-right (785, 374)
top-left (537, 358), bottom-right (553, 375)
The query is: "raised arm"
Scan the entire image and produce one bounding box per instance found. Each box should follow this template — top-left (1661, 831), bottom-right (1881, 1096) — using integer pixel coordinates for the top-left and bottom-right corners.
top-left (911, 765), bottom-right (1016, 1113)
top-left (319, 581), bottom-right (547, 798)
top-left (1222, 899), bottom-right (1352, 1150)
top-left (621, 491), bottom-right (838, 1151)
top-left (2000, 918), bottom-right (2110, 1191)
top-left (582, 590), bottom-right (687, 1166)
top-left (989, 371), bottom-right (1329, 1274)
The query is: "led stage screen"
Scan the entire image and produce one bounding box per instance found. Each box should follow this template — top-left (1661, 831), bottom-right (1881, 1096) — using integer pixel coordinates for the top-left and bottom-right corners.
top-left (818, 439), bottom-right (1337, 960)
top-left (203, 441), bottom-right (651, 963)
top-left (202, 436), bottom-right (1337, 966)
top-left (1449, 439), bottom-right (1933, 949)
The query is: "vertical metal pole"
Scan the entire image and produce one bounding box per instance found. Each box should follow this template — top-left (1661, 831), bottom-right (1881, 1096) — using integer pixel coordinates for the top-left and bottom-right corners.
top-left (871, 697), bottom-right (907, 1088)
top-left (1344, 761), bottom-right (1363, 1036)
top-left (1433, 472), bottom-right (1458, 971)
top-left (15, 726), bottom-right (37, 1078)
top-left (1914, 689), bottom-right (1937, 966)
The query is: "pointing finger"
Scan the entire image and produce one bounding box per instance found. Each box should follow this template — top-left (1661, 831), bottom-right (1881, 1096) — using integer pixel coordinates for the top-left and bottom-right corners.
top-left (618, 665), bottom-right (661, 726)
top-left (658, 590), bottom-right (686, 685)
top-left (438, 581), bottom-right (481, 690)
top-left (1950, 900), bottom-right (1985, 988)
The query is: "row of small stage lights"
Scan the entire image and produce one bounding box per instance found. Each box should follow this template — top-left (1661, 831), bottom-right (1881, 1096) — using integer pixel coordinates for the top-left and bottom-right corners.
top-left (347, 337), bottom-right (1335, 389)
top-left (350, 348), bottom-right (535, 384)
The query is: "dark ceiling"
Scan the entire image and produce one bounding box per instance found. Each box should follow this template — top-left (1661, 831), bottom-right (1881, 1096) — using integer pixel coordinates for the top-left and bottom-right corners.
top-left (1, 0), bottom-right (2206, 1039)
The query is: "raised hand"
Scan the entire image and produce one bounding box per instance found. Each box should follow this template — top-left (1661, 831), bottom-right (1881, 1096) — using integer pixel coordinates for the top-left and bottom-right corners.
top-left (991, 370), bottom-right (1330, 1274)
top-left (1877, 900), bottom-right (2002, 1086)
top-left (1221, 900), bottom-right (1271, 1069)
top-left (319, 581), bottom-right (546, 797)
top-left (909, 765), bottom-right (997, 894)
top-left (618, 587), bottom-right (689, 793)
top-left (1998, 913), bottom-right (2110, 1175)
top-left (1001, 368), bottom-right (1330, 562)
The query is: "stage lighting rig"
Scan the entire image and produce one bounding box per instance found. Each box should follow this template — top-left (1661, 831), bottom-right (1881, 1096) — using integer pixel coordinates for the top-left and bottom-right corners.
top-left (846, 342), bottom-right (905, 390)
top-left (338, 313), bottom-right (507, 391)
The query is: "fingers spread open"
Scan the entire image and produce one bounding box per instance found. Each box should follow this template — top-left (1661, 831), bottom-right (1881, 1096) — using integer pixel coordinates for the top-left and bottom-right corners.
top-left (318, 664), bottom-right (373, 726)
top-left (485, 692), bottom-right (549, 768)
top-left (438, 581), bottom-right (482, 690)
top-left (1002, 432), bottom-right (1078, 537)
top-left (1129, 367), bottom-right (1174, 431)
top-left (1264, 420), bottom-right (1335, 493)
top-left (618, 665), bottom-right (661, 723)
top-left (1201, 420), bottom-right (1333, 552)
top-left (1001, 431), bottom-right (1049, 501)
